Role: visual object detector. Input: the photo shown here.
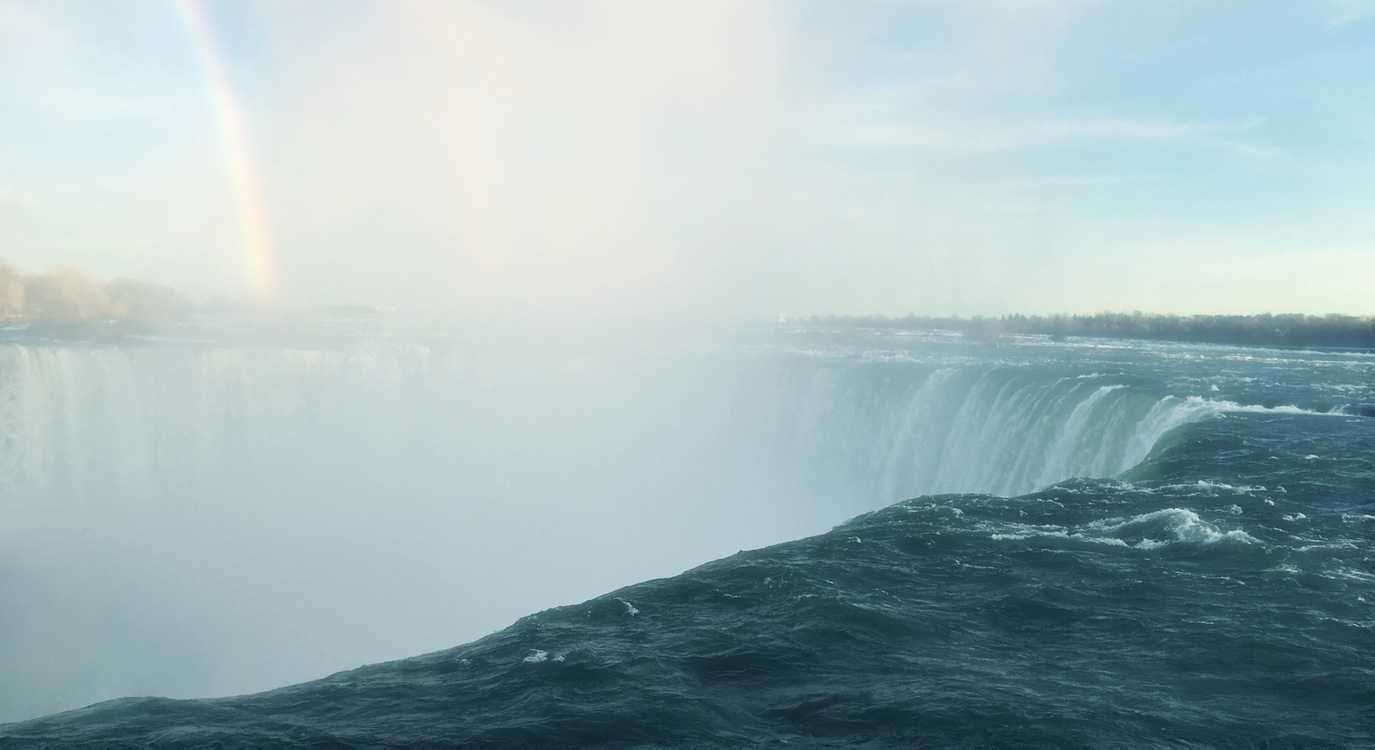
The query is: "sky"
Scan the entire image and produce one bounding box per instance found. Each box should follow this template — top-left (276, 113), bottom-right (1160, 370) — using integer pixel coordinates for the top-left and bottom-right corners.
top-left (2, 0), bottom-right (1374, 317)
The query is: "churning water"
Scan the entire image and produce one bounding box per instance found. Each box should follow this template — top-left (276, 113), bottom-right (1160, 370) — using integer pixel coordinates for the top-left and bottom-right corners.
top-left (2, 324), bottom-right (1372, 744)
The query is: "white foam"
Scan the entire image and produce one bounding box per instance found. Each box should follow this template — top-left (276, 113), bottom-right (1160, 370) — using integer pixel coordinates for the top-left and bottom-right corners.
top-left (1326, 568), bottom-right (1375, 584)
top-left (989, 508), bottom-right (1257, 549)
top-left (1198, 480), bottom-right (1267, 494)
top-left (991, 530), bottom-right (1065, 541)
top-left (522, 649), bottom-right (549, 663)
top-left (1166, 395), bottom-right (1351, 419)
top-left (1086, 508), bottom-right (1260, 547)
top-left (904, 503), bottom-right (964, 517)
top-left (617, 598), bottom-right (640, 617)
top-left (1075, 535), bottom-right (1131, 547)
top-left (992, 528), bottom-right (1130, 547)
top-left (1143, 480), bottom-right (1267, 496)
top-left (1297, 541), bottom-right (1357, 552)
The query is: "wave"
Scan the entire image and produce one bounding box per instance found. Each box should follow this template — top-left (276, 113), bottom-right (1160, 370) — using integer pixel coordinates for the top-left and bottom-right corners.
top-left (1194, 396), bottom-right (1357, 417)
top-left (987, 507), bottom-right (1259, 549)
top-left (2, 338), bottom-right (1367, 737)
top-left (1084, 508), bottom-right (1260, 548)
top-left (7, 485), bottom-right (1364, 747)
top-left (1137, 480), bottom-right (1279, 497)
top-left (4, 342), bottom-right (1342, 516)
top-left (762, 364), bottom-right (1239, 500)
top-left (3, 343), bottom-right (1311, 514)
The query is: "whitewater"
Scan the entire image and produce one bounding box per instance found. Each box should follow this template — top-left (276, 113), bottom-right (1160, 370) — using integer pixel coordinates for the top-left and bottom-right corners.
top-left (1, 323), bottom-right (1372, 745)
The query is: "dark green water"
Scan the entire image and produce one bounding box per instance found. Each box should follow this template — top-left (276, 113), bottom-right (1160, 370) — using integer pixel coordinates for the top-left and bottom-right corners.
top-left (2, 329), bottom-right (1372, 745)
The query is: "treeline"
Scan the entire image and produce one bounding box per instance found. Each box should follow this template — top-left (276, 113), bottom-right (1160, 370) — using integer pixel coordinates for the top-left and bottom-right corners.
top-left (0, 261), bottom-right (188, 323)
top-left (803, 312), bottom-right (1375, 349)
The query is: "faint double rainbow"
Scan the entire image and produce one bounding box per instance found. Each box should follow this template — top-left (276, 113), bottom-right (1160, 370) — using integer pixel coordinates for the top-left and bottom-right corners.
top-left (175, 0), bottom-right (276, 298)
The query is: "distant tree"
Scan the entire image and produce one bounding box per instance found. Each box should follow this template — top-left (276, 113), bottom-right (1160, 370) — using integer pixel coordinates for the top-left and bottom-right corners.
top-left (104, 279), bottom-right (188, 321)
top-left (0, 261), bottom-right (24, 318)
top-left (22, 269), bottom-right (109, 321)
top-left (809, 311), bottom-right (1375, 349)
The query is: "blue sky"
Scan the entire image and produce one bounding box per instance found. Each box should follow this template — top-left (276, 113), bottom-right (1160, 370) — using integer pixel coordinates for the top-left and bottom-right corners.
top-left (1, 0), bottom-right (1373, 315)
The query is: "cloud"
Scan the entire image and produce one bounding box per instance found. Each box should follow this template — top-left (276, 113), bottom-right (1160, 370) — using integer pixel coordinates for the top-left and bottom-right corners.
top-left (843, 114), bottom-right (1281, 158)
top-left (0, 0), bottom-right (1370, 316)
top-left (0, 1), bottom-right (246, 293)
top-left (244, 0), bottom-right (802, 317)
top-left (0, 3), bottom-right (189, 124)
top-left (1325, 0), bottom-right (1375, 28)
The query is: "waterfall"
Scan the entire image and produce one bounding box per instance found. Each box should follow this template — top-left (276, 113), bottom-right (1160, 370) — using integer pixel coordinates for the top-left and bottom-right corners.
top-left (0, 340), bottom-right (1215, 722)
top-left (750, 360), bottom-right (1209, 503)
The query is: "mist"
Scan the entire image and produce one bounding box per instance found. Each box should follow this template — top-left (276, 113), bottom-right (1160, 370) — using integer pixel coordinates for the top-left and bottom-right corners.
top-left (0, 328), bottom-right (816, 720)
top-left (0, 262), bottom-right (187, 323)
top-left (6, 1), bottom-right (1371, 317)
top-left (4, 0), bottom-right (1375, 727)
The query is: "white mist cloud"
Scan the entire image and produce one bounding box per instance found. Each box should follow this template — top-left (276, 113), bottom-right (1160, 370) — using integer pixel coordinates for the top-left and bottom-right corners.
top-left (1, 0), bottom-right (1372, 315)
top-left (248, 0), bottom-right (803, 318)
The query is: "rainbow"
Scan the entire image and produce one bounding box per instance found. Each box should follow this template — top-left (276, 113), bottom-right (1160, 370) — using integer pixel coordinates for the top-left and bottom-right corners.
top-left (175, 0), bottom-right (276, 298)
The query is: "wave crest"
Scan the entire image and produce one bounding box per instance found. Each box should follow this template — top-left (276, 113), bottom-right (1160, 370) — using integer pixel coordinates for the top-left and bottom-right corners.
top-left (1085, 508), bottom-right (1260, 548)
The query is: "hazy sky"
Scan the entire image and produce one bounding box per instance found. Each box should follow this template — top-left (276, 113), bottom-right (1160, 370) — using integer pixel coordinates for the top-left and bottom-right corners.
top-left (2, 0), bottom-right (1373, 317)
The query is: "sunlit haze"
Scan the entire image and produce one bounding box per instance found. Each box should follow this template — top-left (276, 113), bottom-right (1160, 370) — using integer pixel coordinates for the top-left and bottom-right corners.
top-left (3, 0), bottom-right (1373, 316)
top-left (3, 3), bottom-right (1374, 745)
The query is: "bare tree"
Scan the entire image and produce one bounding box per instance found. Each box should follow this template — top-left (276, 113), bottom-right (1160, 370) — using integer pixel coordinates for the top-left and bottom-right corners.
top-left (22, 268), bottom-right (110, 321)
top-left (105, 279), bottom-right (187, 321)
top-left (0, 261), bottom-right (24, 319)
